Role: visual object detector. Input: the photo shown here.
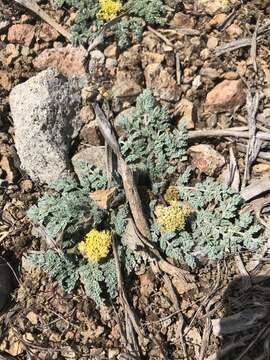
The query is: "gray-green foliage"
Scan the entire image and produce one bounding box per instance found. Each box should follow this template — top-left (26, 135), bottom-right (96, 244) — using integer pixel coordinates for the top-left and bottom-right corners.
top-left (27, 163), bottom-right (120, 305)
top-left (119, 90), bottom-right (188, 182)
top-left (53, 0), bottom-right (102, 43)
top-left (152, 178), bottom-right (266, 268)
top-left (28, 250), bottom-right (117, 306)
top-left (28, 163), bottom-right (106, 246)
top-left (28, 250), bottom-right (79, 293)
top-left (79, 258), bottom-right (117, 305)
top-left (53, 0), bottom-right (166, 47)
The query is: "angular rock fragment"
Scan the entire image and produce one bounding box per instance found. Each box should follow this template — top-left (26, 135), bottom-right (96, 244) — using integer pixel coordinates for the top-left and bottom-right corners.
top-left (112, 70), bottom-right (142, 97)
top-left (72, 146), bottom-right (107, 175)
top-left (9, 69), bottom-right (83, 183)
top-left (144, 63), bottom-right (181, 101)
top-left (188, 144), bottom-right (225, 176)
top-left (8, 24), bottom-right (35, 46)
top-left (205, 79), bottom-right (246, 112)
top-left (33, 45), bottom-right (87, 76)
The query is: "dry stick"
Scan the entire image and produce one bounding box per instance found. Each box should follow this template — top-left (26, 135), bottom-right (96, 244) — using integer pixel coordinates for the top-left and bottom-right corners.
top-left (215, 23), bottom-right (270, 56)
top-left (250, 15), bottom-right (261, 73)
top-left (216, 6), bottom-right (237, 31)
top-left (188, 128), bottom-right (270, 141)
top-left (234, 254), bottom-right (251, 290)
top-left (163, 274), bottom-right (188, 359)
top-left (237, 143), bottom-right (270, 162)
top-left (175, 52), bottom-right (181, 85)
top-left (112, 236), bottom-right (142, 353)
top-left (228, 146), bottom-right (240, 191)
top-left (88, 12), bottom-right (127, 52)
top-left (147, 25), bottom-right (176, 48)
top-left (199, 317), bottom-right (212, 360)
top-left (14, 0), bottom-right (72, 40)
top-left (240, 179), bottom-right (270, 202)
top-left (94, 103), bottom-right (193, 282)
top-left (242, 91), bottom-right (261, 187)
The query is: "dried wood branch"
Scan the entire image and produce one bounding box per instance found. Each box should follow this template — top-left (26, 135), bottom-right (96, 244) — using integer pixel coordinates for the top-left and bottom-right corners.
top-left (88, 12), bottom-right (127, 52)
top-left (188, 128), bottom-right (270, 141)
top-left (163, 274), bottom-right (188, 359)
top-left (241, 179), bottom-right (270, 201)
top-left (215, 23), bottom-right (270, 56)
top-left (250, 15), bottom-right (261, 73)
top-left (147, 26), bottom-right (175, 48)
top-left (94, 104), bottom-right (193, 282)
top-left (14, 0), bottom-right (71, 40)
top-left (228, 146), bottom-right (240, 191)
top-left (243, 91), bottom-right (261, 187)
top-left (112, 235), bottom-right (142, 357)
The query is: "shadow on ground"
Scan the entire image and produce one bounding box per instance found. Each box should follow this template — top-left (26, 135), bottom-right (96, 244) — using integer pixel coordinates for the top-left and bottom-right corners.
top-left (214, 275), bottom-right (270, 360)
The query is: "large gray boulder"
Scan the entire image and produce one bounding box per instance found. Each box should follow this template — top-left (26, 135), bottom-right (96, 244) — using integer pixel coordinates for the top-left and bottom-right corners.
top-left (9, 69), bottom-right (85, 183)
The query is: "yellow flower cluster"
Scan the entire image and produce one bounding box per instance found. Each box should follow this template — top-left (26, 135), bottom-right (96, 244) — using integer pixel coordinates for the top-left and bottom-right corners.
top-left (78, 229), bottom-right (112, 262)
top-left (97, 0), bottom-right (122, 21)
top-left (155, 201), bottom-right (190, 234)
top-left (164, 186), bottom-right (179, 205)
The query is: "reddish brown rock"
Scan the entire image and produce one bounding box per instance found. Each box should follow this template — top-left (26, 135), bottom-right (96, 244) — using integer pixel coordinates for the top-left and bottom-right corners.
top-left (118, 45), bottom-right (141, 70)
top-left (8, 24), bottom-right (35, 46)
top-left (0, 70), bottom-right (12, 91)
top-left (90, 188), bottom-right (117, 210)
top-left (188, 144), bottom-right (225, 176)
top-left (112, 70), bottom-right (142, 97)
top-left (80, 121), bottom-right (103, 145)
top-left (80, 106), bottom-right (95, 125)
top-left (141, 51), bottom-right (164, 68)
top-left (144, 63), bottom-right (181, 101)
top-left (37, 23), bottom-right (59, 42)
top-left (223, 71), bottom-right (239, 80)
top-left (169, 12), bottom-right (194, 28)
top-left (174, 99), bottom-right (195, 129)
top-left (226, 24), bottom-right (243, 38)
top-left (198, 0), bottom-right (231, 15)
top-left (33, 45), bottom-right (87, 76)
top-left (205, 79), bottom-right (246, 112)
top-left (104, 43), bottom-right (117, 58)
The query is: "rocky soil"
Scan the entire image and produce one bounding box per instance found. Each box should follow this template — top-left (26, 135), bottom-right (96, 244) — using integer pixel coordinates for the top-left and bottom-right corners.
top-left (1, 0), bottom-right (270, 359)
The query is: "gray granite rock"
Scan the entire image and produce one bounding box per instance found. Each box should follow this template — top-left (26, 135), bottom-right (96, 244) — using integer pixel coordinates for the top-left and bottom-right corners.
top-left (9, 69), bottom-right (85, 184)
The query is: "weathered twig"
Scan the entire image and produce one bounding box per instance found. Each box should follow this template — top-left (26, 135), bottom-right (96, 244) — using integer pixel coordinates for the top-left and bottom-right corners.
top-left (175, 51), bottom-right (181, 85)
top-left (14, 0), bottom-right (71, 40)
top-left (228, 146), bottom-right (240, 191)
top-left (250, 15), bottom-right (261, 73)
top-left (163, 274), bottom-right (188, 359)
top-left (88, 12), bottom-right (127, 52)
top-left (215, 23), bottom-right (270, 56)
top-left (147, 26), bottom-right (175, 48)
top-left (94, 103), bottom-right (193, 282)
top-left (112, 235), bottom-right (142, 358)
top-left (216, 6), bottom-right (237, 31)
top-left (241, 179), bottom-right (270, 201)
top-left (188, 127), bottom-right (270, 141)
top-left (243, 91), bottom-right (261, 187)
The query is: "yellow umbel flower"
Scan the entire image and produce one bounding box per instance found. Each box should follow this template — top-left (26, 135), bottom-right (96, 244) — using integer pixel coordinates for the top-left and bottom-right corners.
top-left (164, 186), bottom-right (179, 205)
top-left (97, 0), bottom-right (122, 21)
top-left (155, 201), bottom-right (190, 234)
top-left (78, 229), bottom-right (112, 262)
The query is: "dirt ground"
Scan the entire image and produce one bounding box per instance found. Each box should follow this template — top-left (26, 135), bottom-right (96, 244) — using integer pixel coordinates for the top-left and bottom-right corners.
top-left (1, 0), bottom-right (270, 359)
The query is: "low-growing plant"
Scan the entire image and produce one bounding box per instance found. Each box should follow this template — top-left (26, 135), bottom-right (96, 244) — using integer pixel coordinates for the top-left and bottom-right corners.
top-left (53, 0), bottom-right (166, 46)
top-left (118, 89), bottom-right (188, 182)
top-left (151, 170), bottom-right (266, 268)
top-left (27, 91), bottom-right (266, 306)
